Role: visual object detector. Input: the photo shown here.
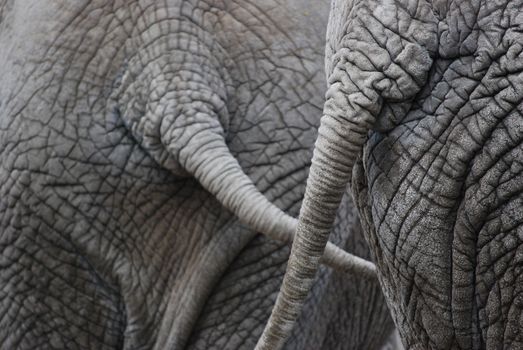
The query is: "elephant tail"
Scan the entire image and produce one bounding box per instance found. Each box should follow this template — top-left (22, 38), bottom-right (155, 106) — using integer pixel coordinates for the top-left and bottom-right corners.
top-left (160, 109), bottom-right (376, 279)
top-left (255, 81), bottom-right (376, 350)
top-left (113, 30), bottom-right (375, 278)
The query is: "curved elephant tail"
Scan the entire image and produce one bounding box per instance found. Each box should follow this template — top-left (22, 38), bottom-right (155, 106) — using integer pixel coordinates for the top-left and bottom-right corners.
top-left (169, 122), bottom-right (375, 281)
top-left (171, 125), bottom-right (296, 242)
top-left (115, 33), bottom-right (374, 278)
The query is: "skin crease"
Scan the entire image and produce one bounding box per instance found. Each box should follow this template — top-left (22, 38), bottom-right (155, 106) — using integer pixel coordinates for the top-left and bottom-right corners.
top-left (0, 1), bottom-right (396, 349)
top-left (261, 0), bottom-right (523, 349)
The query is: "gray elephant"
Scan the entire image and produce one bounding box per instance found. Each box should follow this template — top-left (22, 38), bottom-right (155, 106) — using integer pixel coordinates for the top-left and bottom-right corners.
top-left (0, 1), bottom-right (396, 349)
top-left (259, 0), bottom-right (523, 349)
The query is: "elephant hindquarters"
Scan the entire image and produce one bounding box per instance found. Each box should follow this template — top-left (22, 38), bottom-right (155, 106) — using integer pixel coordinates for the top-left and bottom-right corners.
top-left (356, 49), bottom-right (523, 349)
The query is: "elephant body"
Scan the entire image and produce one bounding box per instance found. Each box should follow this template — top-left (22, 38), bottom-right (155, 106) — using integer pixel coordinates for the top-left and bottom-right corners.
top-left (0, 1), bottom-right (394, 349)
top-left (353, 1), bottom-right (523, 348)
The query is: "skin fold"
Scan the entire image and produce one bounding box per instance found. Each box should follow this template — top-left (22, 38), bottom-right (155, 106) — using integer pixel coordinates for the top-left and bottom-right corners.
top-left (0, 1), bottom-right (395, 349)
top-left (261, 0), bottom-right (523, 349)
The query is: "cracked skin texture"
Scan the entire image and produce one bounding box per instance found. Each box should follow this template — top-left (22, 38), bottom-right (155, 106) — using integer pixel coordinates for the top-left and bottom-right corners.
top-left (0, 1), bottom-right (394, 349)
top-left (321, 0), bottom-right (523, 348)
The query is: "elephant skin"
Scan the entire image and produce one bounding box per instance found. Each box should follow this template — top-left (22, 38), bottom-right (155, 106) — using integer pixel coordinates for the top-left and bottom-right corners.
top-left (0, 1), bottom-right (396, 349)
top-left (353, 1), bottom-right (523, 348)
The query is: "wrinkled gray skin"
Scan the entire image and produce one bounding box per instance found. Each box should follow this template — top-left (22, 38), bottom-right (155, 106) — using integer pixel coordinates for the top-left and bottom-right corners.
top-left (0, 1), bottom-right (396, 349)
top-left (261, 0), bottom-right (523, 349)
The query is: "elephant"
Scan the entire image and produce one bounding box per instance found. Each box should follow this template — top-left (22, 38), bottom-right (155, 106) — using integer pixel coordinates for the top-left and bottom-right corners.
top-left (0, 1), bottom-right (398, 349)
top-left (258, 0), bottom-right (523, 349)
